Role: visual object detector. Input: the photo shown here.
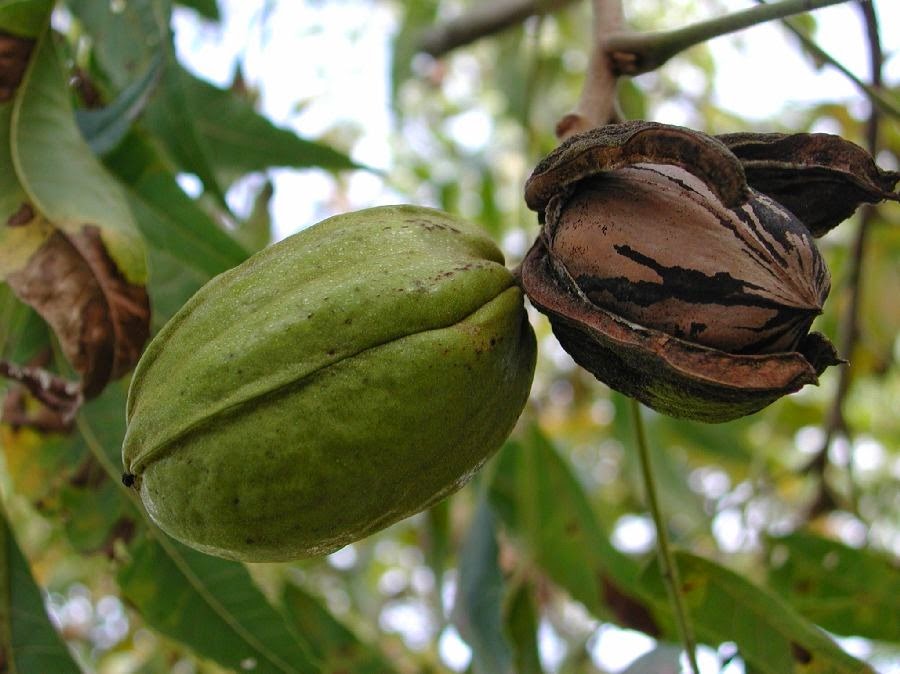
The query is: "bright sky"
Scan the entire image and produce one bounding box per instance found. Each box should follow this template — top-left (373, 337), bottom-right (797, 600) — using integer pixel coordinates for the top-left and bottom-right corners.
top-left (171, 2), bottom-right (899, 672)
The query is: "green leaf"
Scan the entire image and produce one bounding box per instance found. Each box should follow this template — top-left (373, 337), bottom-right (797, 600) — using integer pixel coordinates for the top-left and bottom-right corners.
top-left (478, 170), bottom-right (503, 237)
top-left (76, 383), bottom-right (323, 674)
top-left (0, 101), bottom-right (29, 228)
top-left (767, 532), bottom-right (900, 642)
top-left (76, 52), bottom-right (164, 155)
top-left (0, 422), bottom-right (86, 514)
top-left (639, 552), bottom-right (876, 674)
top-left (76, 379), bottom-right (130, 469)
top-left (281, 583), bottom-right (399, 674)
top-left (50, 384), bottom-right (136, 555)
top-left (655, 414), bottom-right (755, 465)
top-left (0, 507), bottom-right (82, 674)
top-left (11, 22), bottom-right (147, 283)
top-left (489, 427), bottom-right (655, 633)
top-left (176, 0), bottom-right (219, 21)
top-left (66, 0), bottom-right (168, 92)
top-left (104, 131), bottom-right (249, 281)
top-left (632, 433), bottom-right (710, 539)
top-left (452, 495), bottom-right (513, 674)
top-left (233, 178), bottom-right (273, 253)
top-left (146, 67), bottom-right (362, 191)
top-left (141, 55), bottom-right (229, 208)
top-left (0, 14), bottom-right (50, 277)
top-left (617, 78), bottom-right (648, 123)
top-left (494, 26), bottom-right (542, 126)
top-left (489, 425), bottom-right (876, 673)
top-left (59, 476), bottom-right (131, 554)
top-left (140, 244), bottom-right (209, 329)
top-left (118, 533), bottom-right (321, 674)
top-left (0, 0), bottom-right (52, 37)
top-left (504, 581), bottom-right (544, 674)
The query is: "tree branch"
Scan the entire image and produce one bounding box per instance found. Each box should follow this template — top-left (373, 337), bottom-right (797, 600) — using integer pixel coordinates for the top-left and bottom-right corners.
top-left (803, 0), bottom-right (884, 519)
top-left (756, 0), bottom-right (900, 119)
top-left (555, 0), bottom-right (624, 138)
top-left (605, 0), bottom-right (853, 75)
top-left (417, 0), bottom-right (580, 58)
top-left (0, 359), bottom-right (83, 427)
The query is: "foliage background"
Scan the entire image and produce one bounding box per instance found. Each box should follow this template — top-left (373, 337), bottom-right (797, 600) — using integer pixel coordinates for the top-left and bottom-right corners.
top-left (0, 0), bottom-right (898, 672)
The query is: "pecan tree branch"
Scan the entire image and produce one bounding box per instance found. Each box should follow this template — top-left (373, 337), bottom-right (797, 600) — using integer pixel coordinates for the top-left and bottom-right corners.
top-left (556, 0), bottom-right (624, 139)
top-left (754, 0), bottom-right (900, 119)
top-left (417, 0), bottom-right (580, 58)
top-left (803, 1), bottom-right (883, 511)
top-left (605, 0), bottom-right (852, 75)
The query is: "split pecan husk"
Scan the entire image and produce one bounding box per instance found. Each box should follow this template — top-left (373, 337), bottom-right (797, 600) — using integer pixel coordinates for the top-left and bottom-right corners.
top-left (520, 121), bottom-right (899, 422)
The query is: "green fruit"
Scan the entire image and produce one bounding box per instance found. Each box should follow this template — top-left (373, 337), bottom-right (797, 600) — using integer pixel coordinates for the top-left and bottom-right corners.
top-left (122, 205), bottom-right (536, 561)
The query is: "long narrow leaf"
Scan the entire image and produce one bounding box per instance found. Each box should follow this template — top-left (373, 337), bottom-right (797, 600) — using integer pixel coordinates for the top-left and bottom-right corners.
top-left (452, 495), bottom-right (513, 674)
top-left (76, 52), bottom-right (165, 155)
top-left (489, 429), bottom-right (658, 634)
top-left (11, 22), bottom-right (146, 282)
top-left (119, 533), bottom-right (321, 674)
top-left (143, 52), bottom-right (361, 208)
top-left (767, 532), bottom-right (900, 642)
top-left (0, 508), bottom-right (82, 673)
top-left (74, 386), bottom-right (324, 674)
top-left (504, 581), bottom-right (544, 674)
top-left (281, 583), bottom-right (399, 674)
top-left (105, 131), bottom-right (249, 282)
top-left (639, 552), bottom-right (876, 674)
top-left (492, 426), bottom-right (876, 673)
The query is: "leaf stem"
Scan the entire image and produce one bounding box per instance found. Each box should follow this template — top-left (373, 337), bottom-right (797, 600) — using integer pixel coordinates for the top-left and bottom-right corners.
top-left (606, 0), bottom-right (853, 75)
top-left (0, 358), bottom-right (82, 424)
top-left (630, 398), bottom-right (700, 674)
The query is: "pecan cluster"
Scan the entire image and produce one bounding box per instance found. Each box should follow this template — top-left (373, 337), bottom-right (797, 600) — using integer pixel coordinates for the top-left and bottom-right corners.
top-left (520, 121), bottom-right (899, 422)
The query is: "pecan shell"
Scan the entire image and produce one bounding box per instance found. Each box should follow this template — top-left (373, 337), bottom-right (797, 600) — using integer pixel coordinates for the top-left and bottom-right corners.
top-left (520, 121), bottom-right (897, 422)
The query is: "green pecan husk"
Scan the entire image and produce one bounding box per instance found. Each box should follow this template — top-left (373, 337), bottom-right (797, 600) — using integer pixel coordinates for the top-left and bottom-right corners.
top-left (520, 121), bottom-right (898, 422)
top-left (123, 205), bottom-right (537, 561)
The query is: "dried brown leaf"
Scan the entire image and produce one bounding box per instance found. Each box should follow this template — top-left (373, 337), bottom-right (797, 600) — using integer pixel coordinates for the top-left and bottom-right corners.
top-left (6, 226), bottom-right (150, 397)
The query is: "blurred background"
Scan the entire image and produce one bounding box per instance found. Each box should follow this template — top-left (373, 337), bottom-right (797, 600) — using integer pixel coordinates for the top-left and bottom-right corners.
top-left (2, 1), bottom-right (899, 672)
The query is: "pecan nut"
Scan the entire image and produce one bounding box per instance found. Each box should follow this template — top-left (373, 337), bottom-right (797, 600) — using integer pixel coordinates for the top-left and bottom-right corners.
top-left (520, 121), bottom-right (898, 422)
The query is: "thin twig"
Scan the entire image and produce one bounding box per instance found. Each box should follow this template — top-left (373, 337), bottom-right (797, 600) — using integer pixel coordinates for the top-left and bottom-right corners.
top-left (755, 0), bottom-right (900, 119)
top-left (605, 0), bottom-right (852, 75)
top-left (803, 1), bottom-right (884, 519)
top-left (417, 0), bottom-right (579, 58)
top-left (630, 399), bottom-right (700, 674)
top-left (0, 359), bottom-right (83, 423)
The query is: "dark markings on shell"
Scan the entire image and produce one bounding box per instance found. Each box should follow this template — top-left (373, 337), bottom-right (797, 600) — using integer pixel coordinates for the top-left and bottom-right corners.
top-left (638, 164), bottom-right (704, 198)
top-left (574, 244), bottom-right (821, 353)
top-left (593, 244), bottom-right (785, 310)
top-left (734, 203), bottom-right (790, 270)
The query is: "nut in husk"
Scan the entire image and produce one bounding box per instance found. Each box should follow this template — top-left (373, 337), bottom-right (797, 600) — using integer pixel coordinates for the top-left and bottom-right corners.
top-left (122, 205), bottom-right (536, 561)
top-left (521, 121), bottom-right (899, 423)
